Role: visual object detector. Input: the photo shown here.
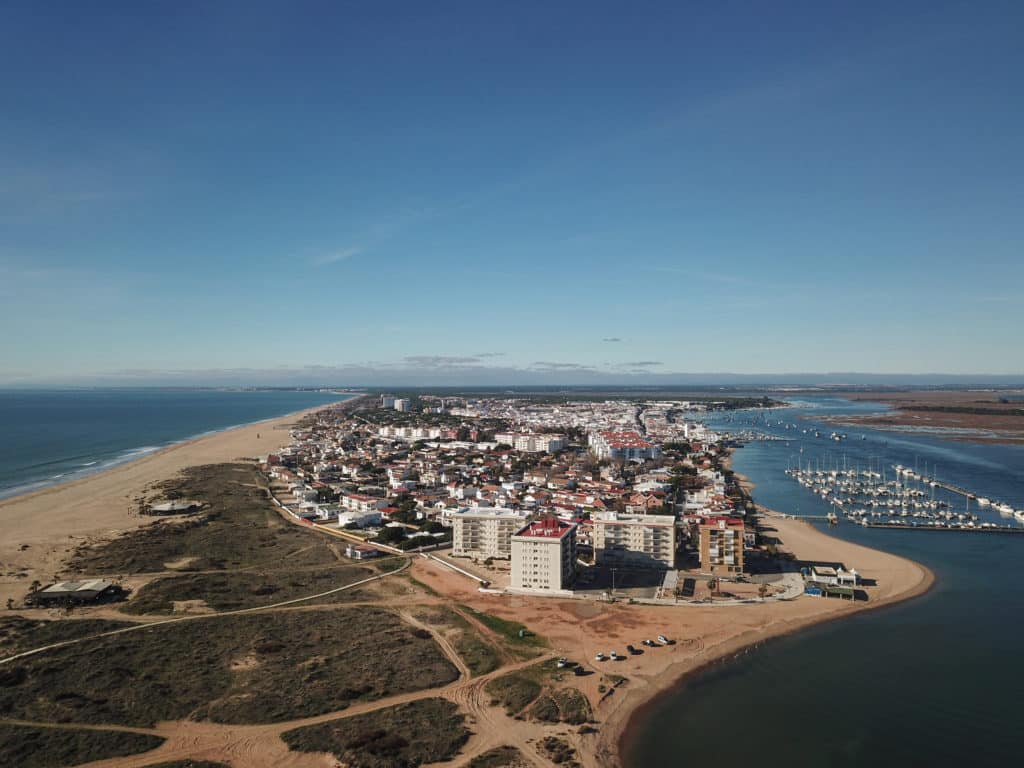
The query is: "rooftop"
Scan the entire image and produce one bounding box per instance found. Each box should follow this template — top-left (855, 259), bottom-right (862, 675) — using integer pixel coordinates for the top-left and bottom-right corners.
top-left (514, 517), bottom-right (576, 540)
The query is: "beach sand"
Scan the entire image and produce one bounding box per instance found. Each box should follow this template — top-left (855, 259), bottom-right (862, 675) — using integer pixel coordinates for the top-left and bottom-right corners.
top-left (0, 410), bottom-right (933, 768)
top-left (0, 405), bottom-right (330, 607)
top-left (408, 511), bottom-right (932, 768)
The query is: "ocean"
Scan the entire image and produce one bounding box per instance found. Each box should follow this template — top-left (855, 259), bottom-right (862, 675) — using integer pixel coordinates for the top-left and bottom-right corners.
top-left (624, 396), bottom-right (1024, 767)
top-left (0, 388), bottom-right (354, 499)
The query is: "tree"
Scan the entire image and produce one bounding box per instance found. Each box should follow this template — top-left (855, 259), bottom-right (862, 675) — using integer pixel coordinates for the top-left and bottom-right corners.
top-left (707, 578), bottom-right (718, 599)
top-left (758, 583), bottom-right (768, 601)
top-left (375, 526), bottom-right (407, 544)
top-left (6, 598), bottom-right (14, 610)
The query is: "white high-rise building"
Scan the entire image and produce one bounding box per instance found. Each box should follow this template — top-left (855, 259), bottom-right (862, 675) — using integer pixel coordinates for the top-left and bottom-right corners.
top-left (591, 511), bottom-right (676, 569)
top-left (449, 507), bottom-right (529, 560)
top-left (510, 518), bottom-right (577, 594)
top-left (494, 432), bottom-right (569, 454)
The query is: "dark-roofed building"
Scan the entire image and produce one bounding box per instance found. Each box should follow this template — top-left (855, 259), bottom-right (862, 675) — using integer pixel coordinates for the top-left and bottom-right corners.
top-left (27, 579), bottom-right (126, 606)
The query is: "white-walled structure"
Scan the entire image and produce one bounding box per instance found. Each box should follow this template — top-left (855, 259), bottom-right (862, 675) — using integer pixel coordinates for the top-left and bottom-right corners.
top-left (591, 511), bottom-right (676, 568)
top-left (510, 518), bottom-right (578, 593)
top-left (449, 507), bottom-right (529, 560)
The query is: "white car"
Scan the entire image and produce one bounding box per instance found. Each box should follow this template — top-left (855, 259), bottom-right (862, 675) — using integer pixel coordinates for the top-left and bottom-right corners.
top-left (609, 651), bottom-right (619, 660)
top-left (595, 652), bottom-right (606, 661)
top-left (657, 635), bottom-right (670, 645)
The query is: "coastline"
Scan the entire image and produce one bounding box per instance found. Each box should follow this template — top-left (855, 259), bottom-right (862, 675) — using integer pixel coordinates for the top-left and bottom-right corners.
top-left (611, 515), bottom-right (934, 768)
top-left (0, 396), bottom-right (361, 607)
top-left (603, 452), bottom-right (935, 768)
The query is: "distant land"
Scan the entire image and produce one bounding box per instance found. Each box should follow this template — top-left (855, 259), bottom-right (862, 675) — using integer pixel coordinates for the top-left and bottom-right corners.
top-left (2, 371), bottom-right (1024, 389)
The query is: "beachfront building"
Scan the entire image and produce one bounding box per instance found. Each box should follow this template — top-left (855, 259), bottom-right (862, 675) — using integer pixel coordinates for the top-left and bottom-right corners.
top-left (449, 507), bottom-right (530, 560)
top-left (394, 398), bottom-right (412, 412)
top-left (591, 511), bottom-right (677, 569)
top-left (809, 565), bottom-right (860, 586)
top-left (589, 430), bottom-right (660, 461)
top-left (510, 518), bottom-right (578, 594)
top-left (698, 516), bottom-right (745, 575)
top-left (494, 432), bottom-right (569, 454)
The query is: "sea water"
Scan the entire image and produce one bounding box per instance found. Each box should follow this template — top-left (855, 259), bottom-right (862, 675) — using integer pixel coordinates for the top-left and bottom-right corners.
top-left (0, 388), bottom-right (352, 499)
top-left (625, 396), bottom-right (1024, 767)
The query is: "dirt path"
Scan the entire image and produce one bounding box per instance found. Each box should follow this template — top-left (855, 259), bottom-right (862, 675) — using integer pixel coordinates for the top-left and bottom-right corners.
top-left (0, 559), bottom-right (411, 667)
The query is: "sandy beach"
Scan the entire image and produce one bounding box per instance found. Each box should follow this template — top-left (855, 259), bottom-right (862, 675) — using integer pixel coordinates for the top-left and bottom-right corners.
top-left (1, 407), bottom-right (934, 768)
top-left (0, 403), bottom-right (340, 607)
top-left (407, 510), bottom-right (933, 768)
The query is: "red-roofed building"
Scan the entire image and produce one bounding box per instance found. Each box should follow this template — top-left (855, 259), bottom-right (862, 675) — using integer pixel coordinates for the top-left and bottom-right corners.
top-left (510, 518), bottom-right (578, 594)
top-left (589, 430), bottom-right (661, 461)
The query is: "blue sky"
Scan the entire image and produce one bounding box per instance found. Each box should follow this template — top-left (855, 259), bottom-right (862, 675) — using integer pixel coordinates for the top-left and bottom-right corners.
top-left (2, 1), bottom-right (1022, 385)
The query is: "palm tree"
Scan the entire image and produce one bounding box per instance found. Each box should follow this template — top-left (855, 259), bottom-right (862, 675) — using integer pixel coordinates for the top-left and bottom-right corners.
top-left (758, 583), bottom-right (768, 601)
top-left (707, 577), bottom-right (717, 599)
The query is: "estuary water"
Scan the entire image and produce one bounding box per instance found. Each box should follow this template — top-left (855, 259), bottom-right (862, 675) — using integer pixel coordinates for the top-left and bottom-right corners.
top-left (0, 388), bottom-right (352, 499)
top-left (625, 396), bottom-right (1024, 768)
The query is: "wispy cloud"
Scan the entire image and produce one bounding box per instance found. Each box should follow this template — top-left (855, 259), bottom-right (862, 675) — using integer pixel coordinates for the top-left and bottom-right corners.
top-left (312, 247), bottom-right (362, 267)
top-left (602, 337), bottom-right (622, 343)
top-left (619, 361), bottom-right (663, 367)
top-left (404, 355), bottom-right (482, 368)
top-left (531, 361), bottom-right (597, 371)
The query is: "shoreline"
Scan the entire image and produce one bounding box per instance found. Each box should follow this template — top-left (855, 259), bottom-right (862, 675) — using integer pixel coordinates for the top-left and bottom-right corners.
top-left (0, 394), bottom-right (358, 503)
top-left (604, 452), bottom-right (935, 768)
top-left (612, 515), bottom-right (934, 767)
top-left (0, 396), bottom-right (362, 607)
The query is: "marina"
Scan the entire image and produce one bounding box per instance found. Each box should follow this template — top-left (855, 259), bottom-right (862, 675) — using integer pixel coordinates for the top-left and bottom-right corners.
top-left (628, 394), bottom-right (1024, 768)
top-left (783, 462), bottom-right (1024, 533)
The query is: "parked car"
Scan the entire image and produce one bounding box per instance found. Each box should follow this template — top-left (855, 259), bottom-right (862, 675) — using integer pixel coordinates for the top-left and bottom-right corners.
top-left (657, 635), bottom-right (670, 645)
top-left (595, 652), bottom-right (606, 662)
top-left (609, 651), bottom-right (619, 661)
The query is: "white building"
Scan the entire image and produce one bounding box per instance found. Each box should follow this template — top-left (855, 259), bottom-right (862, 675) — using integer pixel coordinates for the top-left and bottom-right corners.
top-left (589, 430), bottom-right (660, 461)
top-left (394, 398), bottom-right (412, 412)
top-left (510, 518), bottom-right (578, 594)
top-left (337, 509), bottom-right (383, 528)
top-left (495, 432), bottom-right (569, 454)
top-left (381, 395), bottom-right (397, 408)
top-left (448, 507), bottom-right (529, 560)
top-left (591, 511), bottom-right (677, 569)
top-left (339, 493), bottom-right (388, 515)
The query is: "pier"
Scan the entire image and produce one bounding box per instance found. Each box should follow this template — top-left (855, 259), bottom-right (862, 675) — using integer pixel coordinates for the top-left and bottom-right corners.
top-left (862, 522), bottom-right (1024, 535)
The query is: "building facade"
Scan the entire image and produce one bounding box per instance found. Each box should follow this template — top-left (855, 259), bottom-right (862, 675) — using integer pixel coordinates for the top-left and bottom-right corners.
top-left (592, 511), bottom-right (676, 568)
top-left (449, 507), bottom-right (529, 560)
top-left (510, 518), bottom-right (578, 593)
top-left (495, 432), bottom-right (569, 454)
top-left (589, 430), bottom-right (661, 461)
top-left (698, 516), bottom-right (745, 575)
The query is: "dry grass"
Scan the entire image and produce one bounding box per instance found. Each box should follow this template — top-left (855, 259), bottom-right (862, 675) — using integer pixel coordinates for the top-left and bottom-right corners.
top-left (0, 724), bottom-right (163, 767)
top-left (0, 608), bottom-right (457, 727)
top-left (282, 698), bottom-right (469, 768)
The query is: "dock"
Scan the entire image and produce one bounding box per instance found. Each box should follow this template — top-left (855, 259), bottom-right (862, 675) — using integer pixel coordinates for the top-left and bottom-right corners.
top-left (862, 522), bottom-right (1024, 535)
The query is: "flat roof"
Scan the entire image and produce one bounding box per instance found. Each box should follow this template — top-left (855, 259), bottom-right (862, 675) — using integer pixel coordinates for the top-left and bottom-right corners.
top-left (451, 507), bottom-right (527, 518)
top-left (40, 579), bottom-right (113, 594)
top-left (514, 518), bottom-right (575, 540)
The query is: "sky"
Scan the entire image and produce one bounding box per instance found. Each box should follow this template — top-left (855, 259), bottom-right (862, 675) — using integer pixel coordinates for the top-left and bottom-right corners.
top-left (1, 1), bottom-right (1022, 386)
